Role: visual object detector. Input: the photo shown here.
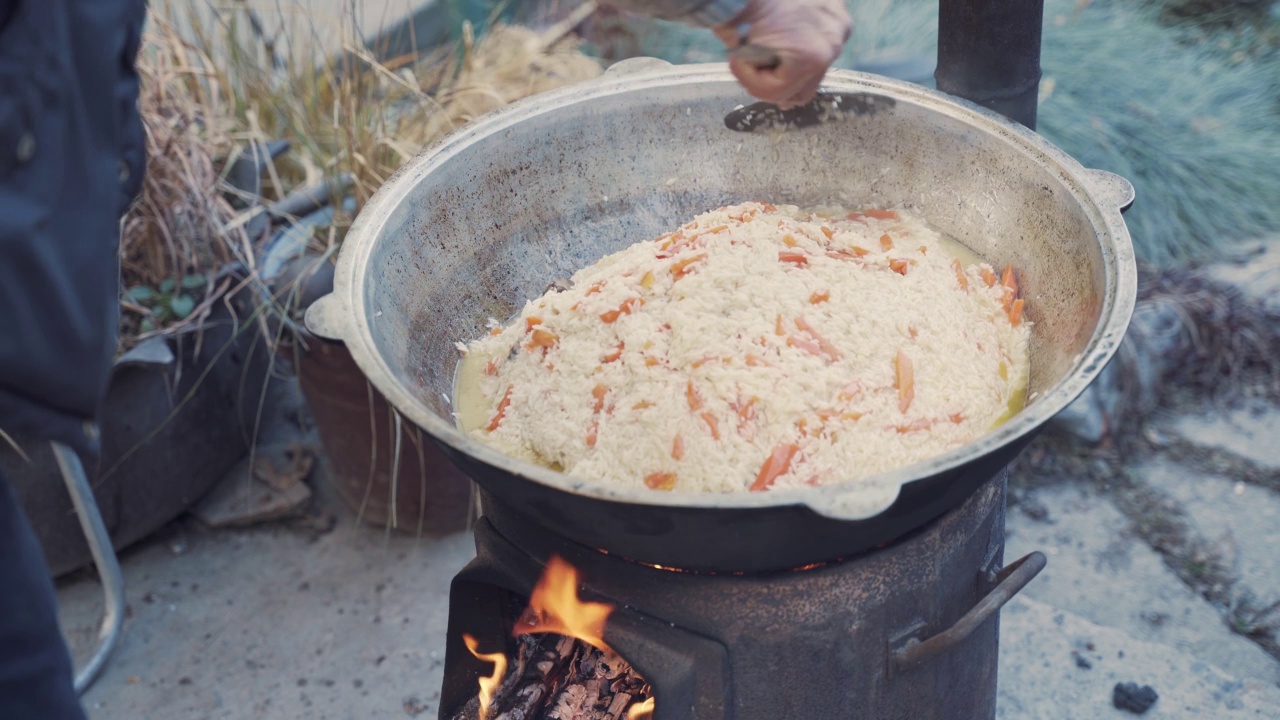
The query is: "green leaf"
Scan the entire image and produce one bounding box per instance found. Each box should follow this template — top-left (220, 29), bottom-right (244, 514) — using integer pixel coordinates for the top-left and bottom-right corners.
top-left (127, 286), bottom-right (156, 303)
top-left (139, 318), bottom-right (155, 333)
top-left (181, 273), bottom-right (207, 290)
top-left (169, 294), bottom-right (195, 319)
top-left (160, 277), bottom-right (176, 294)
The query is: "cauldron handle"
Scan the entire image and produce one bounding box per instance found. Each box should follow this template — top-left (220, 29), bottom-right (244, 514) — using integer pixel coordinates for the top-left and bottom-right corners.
top-left (891, 551), bottom-right (1047, 668)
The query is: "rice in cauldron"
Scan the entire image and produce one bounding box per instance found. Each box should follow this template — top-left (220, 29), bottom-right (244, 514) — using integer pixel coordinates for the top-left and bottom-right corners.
top-left (455, 202), bottom-right (1030, 494)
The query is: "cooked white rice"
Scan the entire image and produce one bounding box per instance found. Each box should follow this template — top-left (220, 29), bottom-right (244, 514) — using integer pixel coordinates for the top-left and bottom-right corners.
top-left (457, 202), bottom-right (1030, 494)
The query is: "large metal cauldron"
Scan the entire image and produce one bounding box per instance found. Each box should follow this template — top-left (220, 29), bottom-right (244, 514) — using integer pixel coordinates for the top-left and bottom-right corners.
top-left (306, 60), bottom-right (1137, 572)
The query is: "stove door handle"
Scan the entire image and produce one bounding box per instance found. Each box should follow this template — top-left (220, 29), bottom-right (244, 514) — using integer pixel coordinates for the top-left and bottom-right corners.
top-left (891, 551), bottom-right (1047, 669)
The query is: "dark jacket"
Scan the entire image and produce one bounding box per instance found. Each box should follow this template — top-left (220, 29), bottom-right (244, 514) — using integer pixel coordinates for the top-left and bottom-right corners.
top-left (0, 0), bottom-right (147, 455)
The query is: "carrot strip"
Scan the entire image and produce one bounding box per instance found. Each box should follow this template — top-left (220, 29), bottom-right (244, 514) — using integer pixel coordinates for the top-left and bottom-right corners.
top-left (889, 258), bottom-right (910, 275)
top-left (981, 265), bottom-right (997, 287)
top-left (895, 418), bottom-right (934, 433)
top-left (952, 259), bottom-right (970, 290)
top-left (602, 343), bottom-right (624, 363)
top-left (700, 412), bottom-right (721, 440)
top-left (686, 381), bottom-right (703, 412)
top-left (1009, 298), bottom-right (1025, 326)
top-left (525, 317), bottom-right (542, 331)
top-left (846, 211), bottom-right (866, 222)
top-left (600, 297), bottom-right (640, 323)
top-left (644, 472), bottom-right (677, 491)
top-left (750, 444), bottom-right (800, 492)
top-left (810, 290), bottom-right (830, 304)
top-left (486, 386), bottom-right (514, 432)
top-left (644, 357), bottom-right (660, 367)
top-left (775, 314), bottom-right (786, 336)
top-left (783, 234), bottom-right (798, 247)
top-left (778, 251), bottom-right (809, 266)
top-left (633, 400), bottom-right (655, 410)
top-left (671, 434), bottom-right (685, 460)
top-left (670, 253), bottom-right (708, 279)
top-left (838, 380), bottom-right (863, 401)
top-left (586, 421), bottom-right (599, 448)
top-left (786, 335), bottom-right (824, 357)
top-left (880, 233), bottom-right (894, 251)
top-left (895, 350), bottom-right (915, 414)
top-left (794, 317), bottom-right (842, 361)
top-left (821, 226), bottom-right (835, 240)
top-left (865, 209), bottom-right (899, 221)
top-left (526, 328), bottom-right (559, 351)
top-left (484, 359), bottom-right (499, 376)
top-left (640, 271), bottom-right (655, 288)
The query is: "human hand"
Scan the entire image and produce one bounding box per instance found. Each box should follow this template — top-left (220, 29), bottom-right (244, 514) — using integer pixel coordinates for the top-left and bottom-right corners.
top-left (713, 0), bottom-right (852, 109)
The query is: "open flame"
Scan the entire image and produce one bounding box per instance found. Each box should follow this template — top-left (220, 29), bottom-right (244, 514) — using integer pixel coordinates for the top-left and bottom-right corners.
top-left (462, 633), bottom-right (507, 720)
top-left (513, 555), bottom-right (615, 651)
top-left (627, 697), bottom-right (656, 719)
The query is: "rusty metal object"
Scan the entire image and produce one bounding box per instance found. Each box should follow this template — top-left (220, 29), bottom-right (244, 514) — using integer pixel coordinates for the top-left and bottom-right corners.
top-left (443, 471), bottom-right (1021, 720)
top-left (286, 258), bottom-right (472, 536)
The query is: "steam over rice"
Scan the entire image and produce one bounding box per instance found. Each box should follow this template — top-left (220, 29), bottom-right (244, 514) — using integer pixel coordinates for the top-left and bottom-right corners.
top-left (455, 202), bottom-right (1030, 494)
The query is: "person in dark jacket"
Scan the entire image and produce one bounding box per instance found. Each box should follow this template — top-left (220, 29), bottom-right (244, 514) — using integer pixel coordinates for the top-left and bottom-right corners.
top-left (0, 0), bottom-right (846, 715)
top-left (0, 0), bottom-right (146, 716)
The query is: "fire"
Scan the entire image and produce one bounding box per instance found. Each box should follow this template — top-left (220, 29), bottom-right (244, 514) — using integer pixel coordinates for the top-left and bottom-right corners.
top-left (462, 633), bottom-right (507, 720)
top-left (513, 555), bottom-right (615, 651)
top-left (627, 697), bottom-right (656, 719)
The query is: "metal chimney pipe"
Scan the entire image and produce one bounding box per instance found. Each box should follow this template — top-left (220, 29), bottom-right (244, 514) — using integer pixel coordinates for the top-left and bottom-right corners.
top-left (935, 0), bottom-right (1045, 129)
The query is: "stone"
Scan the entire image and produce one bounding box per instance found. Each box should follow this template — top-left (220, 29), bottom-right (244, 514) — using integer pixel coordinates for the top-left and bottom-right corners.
top-left (1113, 682), bottom-right (1159, 714)
top-left (1006, 484), bottom-right (1280, 684)
top-left (193, 456), bottom-right (313, 528)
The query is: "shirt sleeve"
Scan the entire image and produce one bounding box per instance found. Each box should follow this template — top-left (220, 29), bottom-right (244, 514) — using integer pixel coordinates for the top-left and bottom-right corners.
top-left (604, 0), bottom-right (750, 27)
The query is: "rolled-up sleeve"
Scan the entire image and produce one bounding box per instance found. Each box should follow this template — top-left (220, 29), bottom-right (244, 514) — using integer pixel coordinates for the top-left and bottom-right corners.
top-left (604, 0), bottom-right (749, 27)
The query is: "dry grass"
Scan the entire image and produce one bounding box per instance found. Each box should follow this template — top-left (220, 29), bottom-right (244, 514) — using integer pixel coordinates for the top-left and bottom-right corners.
top-left (117, 0), bottom-right (603, 350)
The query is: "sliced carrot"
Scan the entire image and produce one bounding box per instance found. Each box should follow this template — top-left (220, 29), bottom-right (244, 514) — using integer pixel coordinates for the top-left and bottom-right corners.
top-left (880, 233), bottom-right (894, 251)
top-left (525, 316), bottom-right (542, 331)
top-left (783, 234), bottom-right (798, 247)
top-left (865, 209), bottom-right (900, 221)
top-left (585, 281), bottom-right (605, 296)
top-left (671, 434), bottom-right (685, 460)
top-left (821, 226), bottom-right (835, 240)
top-left (810, 290), bottom-right (830, 304)
top-left (600, 297), bottom-right (640, 324)
top-left (686, 381), bottom-right (703, 412)
top-left (644, 472), bottom-right (677, 491)
top-left (633, 400), bottom-right (655, 410)
top-left (952, 259), bottom-right (970, 290)
top-left (778, 251), bottom-right (809, 266)
top-left (644, 357), bottom-right (660, 367)
top-left (707, 224), bottom-right (728, 234)
top-left (760, 203), bottom-right (777, 212)
top-left (895, 418), bottom-right (934, 433)
top-left (750, 444), bottom-right (800, 492)
top-left (691, 355), bottom-right (717, 369)
top-left (794, 317), bottom-right (842, 361)
top-left (846, 211), bottom-right (866, 222)
top-left (485, 386), bottom-right (514, 432)
top-left (700, 412), bottom-right (721, 440)
top-left (586, 420), bottom-right (599, 448)
top-left (950, 413), bottom-right (965, 424)
top-left (841, 412), bottom-right (865, 421)
top-left (919, 245), bottom-right (929, 254)
top-left (908, 325), bottom-right (919, 339)
top-left (670, 253), bottom-right (708, 280)
top-left (787, 335), bottom-right (824, 358)
top-left (526, 328), bottom-right (559, 351)
top-left (592, 384), bottom-right (608, 414)
top-left (640, 271), bottom-right (655, 288)
top-left (895, 349), bottom-right (915, 414)
top-left (775, 314), bottom-right (786, 336)
top-left (489, 327), bottom-right (502, 336)
top-left (1001, 264), bottom-right (1018, 295)
top-left (484, 359), bottom-right (499, 376)
top-left (838, 380), bottom-right (863, 401)
top-left (745, 354), bottom-right (768, 367)
top-left (1009, 298), bottom-right (1025, 326)
top-left (602, 343), bottom-right (624, 363)
top-left (826, 248), bottom-right (868, 261)
top-left (889, 258), bottom-right (910, 275)
top-left (981, 265), bottom-right (997, 287)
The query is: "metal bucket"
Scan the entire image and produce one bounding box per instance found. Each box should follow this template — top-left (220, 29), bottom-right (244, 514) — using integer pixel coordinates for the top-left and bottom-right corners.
top-left (305, 61), bottom-right (1137, 570)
